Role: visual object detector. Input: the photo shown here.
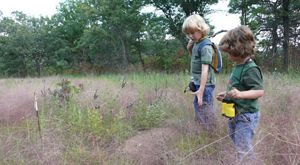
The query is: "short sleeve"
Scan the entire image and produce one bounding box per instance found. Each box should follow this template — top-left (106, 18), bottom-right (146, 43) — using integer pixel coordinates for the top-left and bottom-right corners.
top-left (200, 45), bottom-right (213, 64)
top-left (243, 67), bottom-right (263, 90)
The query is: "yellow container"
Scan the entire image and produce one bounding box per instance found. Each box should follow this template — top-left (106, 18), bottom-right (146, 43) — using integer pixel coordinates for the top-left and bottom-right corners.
top-left (221, 103), bottom-right (235, 118)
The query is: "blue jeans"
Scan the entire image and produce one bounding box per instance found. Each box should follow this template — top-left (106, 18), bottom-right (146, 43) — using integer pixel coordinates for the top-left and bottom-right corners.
top-left (228, 111), bottom-right (260, 161)
top-left (193, 85), bottom-right (216, 130)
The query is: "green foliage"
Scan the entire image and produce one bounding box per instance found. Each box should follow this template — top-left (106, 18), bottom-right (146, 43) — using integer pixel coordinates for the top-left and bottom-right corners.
top-left (109, 116), bottom-right (134, 142)
top-left (53, 101), bottom-right (134, 145)
top-left (133, 101), bottom-right (167, 130)
top-left (143, 39), bottom-right (189, 72)
top-left (78, 0), bottom-right (145, 70)
top-left (145, 0), bottom-right (218, 47)
top-left (0, 0), bottom-right (299, 75)
top-left (84, 108), bottom-right (103, 135)
top-left (52, 79), bottom-right (80, 103)
top-left (47, 78), bottom-right (135, 144)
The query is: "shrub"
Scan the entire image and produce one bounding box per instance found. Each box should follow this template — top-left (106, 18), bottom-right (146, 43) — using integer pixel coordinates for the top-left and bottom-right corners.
top-left (133, 102), bottom-right (166, 130)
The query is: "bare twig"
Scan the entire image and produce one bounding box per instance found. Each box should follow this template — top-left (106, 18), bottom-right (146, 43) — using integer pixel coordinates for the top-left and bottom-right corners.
top-left (34, 92), bottom-right (42, 140)
top-left (211, 30), bottom-right (228, 38)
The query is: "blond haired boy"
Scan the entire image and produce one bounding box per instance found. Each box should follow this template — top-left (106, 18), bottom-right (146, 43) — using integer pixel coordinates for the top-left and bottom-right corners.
top-left (182, 14), bottom-right (216, 130)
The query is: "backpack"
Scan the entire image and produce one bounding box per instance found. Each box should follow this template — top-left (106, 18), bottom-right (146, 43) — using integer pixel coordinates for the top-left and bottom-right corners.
top-left (197, 38), bottom-right (222, 73)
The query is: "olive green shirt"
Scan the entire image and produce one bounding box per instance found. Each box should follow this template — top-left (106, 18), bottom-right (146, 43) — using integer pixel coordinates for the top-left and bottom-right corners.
top-left (225, 59), bottom-right (264, 113)
top-left (191, 38), bottom-right (216, 85)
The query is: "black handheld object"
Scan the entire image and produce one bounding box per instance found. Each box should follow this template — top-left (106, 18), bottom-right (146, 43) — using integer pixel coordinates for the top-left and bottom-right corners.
top-left (189, 82), bottom-right (196, 92)
top-left (184, 81), bottom-right (197, 93)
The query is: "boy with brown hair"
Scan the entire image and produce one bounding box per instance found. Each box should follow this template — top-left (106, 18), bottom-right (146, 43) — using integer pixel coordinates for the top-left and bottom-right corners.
top-left (217, 25), bottom-right (264, 163)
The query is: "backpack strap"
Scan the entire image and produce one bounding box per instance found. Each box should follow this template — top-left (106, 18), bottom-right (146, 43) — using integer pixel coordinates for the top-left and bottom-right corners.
top-left (197, 38), bottom-right (212, 55)
top-left (197, 38), bottom-right (215, 70)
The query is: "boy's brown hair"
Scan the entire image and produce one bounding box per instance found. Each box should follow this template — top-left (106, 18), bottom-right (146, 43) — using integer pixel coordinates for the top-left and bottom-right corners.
top-left (219, 25), bottom-right (255, 58)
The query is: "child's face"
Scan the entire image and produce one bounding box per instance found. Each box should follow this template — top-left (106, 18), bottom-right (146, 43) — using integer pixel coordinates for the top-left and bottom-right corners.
top-left (186, 30), bottom-right (202, 42)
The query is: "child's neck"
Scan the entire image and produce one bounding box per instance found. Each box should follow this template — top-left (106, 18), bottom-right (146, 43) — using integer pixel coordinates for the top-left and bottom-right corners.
top-left (196, 37), bottom-right (206, 43)
top-left (236, 57), bottom-right (251, 65)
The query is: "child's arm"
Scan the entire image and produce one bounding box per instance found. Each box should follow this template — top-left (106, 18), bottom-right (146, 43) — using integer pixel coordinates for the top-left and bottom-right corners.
top-left (192, 64), bottom-right (209, 106)
top-left (227, 88), bottom-right (264, 99)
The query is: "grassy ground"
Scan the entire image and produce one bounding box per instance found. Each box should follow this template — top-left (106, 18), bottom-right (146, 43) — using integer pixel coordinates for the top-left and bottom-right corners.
top-left (0, 73), bottom-right (299, 164)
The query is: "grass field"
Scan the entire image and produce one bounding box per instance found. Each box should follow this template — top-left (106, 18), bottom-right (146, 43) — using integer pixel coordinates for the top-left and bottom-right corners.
top-left (0, 73), bottom-right (299, 164)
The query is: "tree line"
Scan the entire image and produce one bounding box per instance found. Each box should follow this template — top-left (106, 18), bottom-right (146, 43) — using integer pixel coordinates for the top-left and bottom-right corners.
top-left (0, 0), bottom-right (299, 77)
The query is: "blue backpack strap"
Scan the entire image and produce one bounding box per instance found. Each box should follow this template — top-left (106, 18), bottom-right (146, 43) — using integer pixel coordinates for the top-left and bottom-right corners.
top-left (197, 38), bottom-right (212, 55)
top-left (197, 38), bottom-right (214, 69)
top-left (198, 38), bottom-right (222, 73)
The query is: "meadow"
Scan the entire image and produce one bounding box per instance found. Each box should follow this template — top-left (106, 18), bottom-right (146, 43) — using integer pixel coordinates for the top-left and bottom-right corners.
top-left (0, 73), bottom-right (299, 165)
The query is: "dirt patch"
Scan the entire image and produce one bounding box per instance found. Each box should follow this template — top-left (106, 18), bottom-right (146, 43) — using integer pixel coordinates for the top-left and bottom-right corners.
top-left (118, 127), bottom-right (179, 165)
top-left (0, 85), bottom-right (35, 123)
top-left (0, 78), bottom-right (57, 124)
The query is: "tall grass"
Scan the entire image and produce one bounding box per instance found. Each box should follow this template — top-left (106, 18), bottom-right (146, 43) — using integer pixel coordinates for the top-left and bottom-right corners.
top-left (0, 72), bottom-right (299, 164)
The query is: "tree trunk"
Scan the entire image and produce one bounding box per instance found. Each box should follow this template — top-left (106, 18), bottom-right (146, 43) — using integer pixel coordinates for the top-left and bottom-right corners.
top-left (35, 55), bottom-right (41, 77)
top-left (241, 0), bottom-right (247, 25)
top-left (271, 25), bottom-right (278, 68)
top-left (119, 36), bottom-right (129, 70)
top-left (136, 39), bottom-right (145, 71)
top-left (282, 0), bottom-right (290, 72)
top-left (20, 53), bottom-right (28, 77)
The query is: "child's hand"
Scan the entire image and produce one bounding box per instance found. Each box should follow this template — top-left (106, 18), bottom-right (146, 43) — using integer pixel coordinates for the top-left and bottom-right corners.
top-left (187, 40), bottom-right (193, 55)
top-left (191, 90), bottom-right (203, 106)
top-left (227, 88), bottom-right (241, 99)
top-left (216, 91), bottom-right (226, 101)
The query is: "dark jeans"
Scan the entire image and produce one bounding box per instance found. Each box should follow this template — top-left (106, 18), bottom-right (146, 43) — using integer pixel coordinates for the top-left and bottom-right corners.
top-left (228, 111), bottom-right (260, 162)
top-left (193, 85), bottom-right (216, 130)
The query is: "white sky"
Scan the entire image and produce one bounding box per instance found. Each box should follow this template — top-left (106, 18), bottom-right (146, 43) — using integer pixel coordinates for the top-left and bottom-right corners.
top-left (208, 0), bottom-right (240, 43)
top-left (0, 0), bottom-right (62, 17)
top-left (0, 0), bottom-right (240, 43)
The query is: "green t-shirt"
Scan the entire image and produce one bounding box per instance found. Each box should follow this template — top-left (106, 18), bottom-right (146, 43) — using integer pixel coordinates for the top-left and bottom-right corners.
top-left (225, 59), bottom-right (263, 113)
top-left (190, 38), bottom-right (216, 86)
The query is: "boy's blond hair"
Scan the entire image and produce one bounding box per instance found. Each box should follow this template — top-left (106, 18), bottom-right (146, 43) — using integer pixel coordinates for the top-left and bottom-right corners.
top-left (219, 25), bottom-right (256, 58)
top-left (182, 14), bottom-right (210, 37)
